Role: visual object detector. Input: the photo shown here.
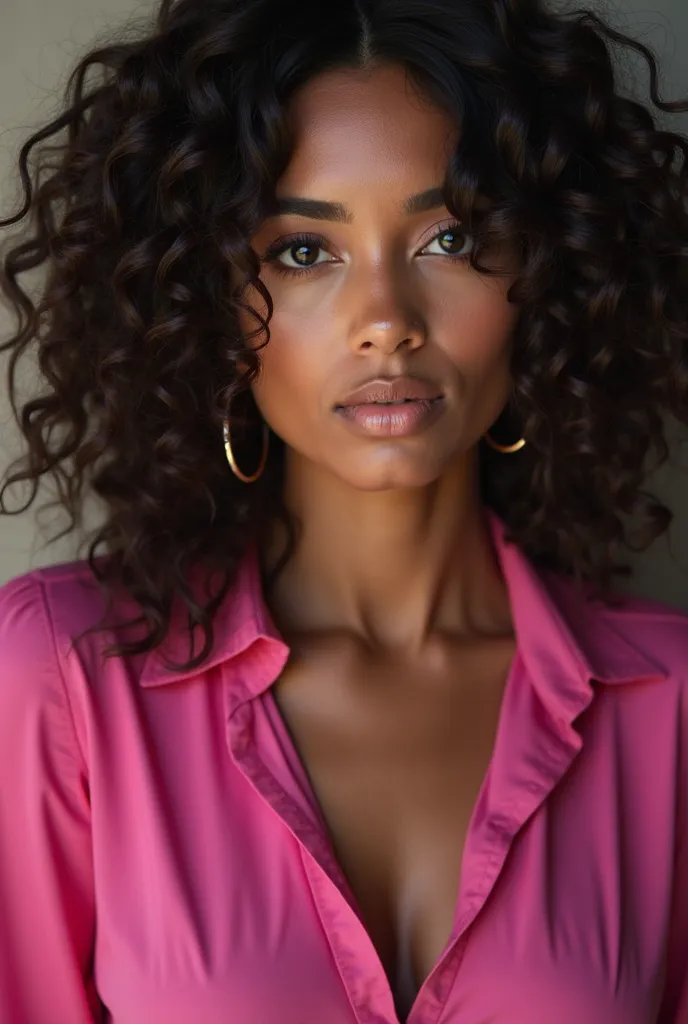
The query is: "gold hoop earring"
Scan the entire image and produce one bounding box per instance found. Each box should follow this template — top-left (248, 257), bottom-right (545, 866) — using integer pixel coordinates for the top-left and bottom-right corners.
top-left (484, 431), bottom-right (526, 454)
top-left (222, 417), bottom-right (269, 482)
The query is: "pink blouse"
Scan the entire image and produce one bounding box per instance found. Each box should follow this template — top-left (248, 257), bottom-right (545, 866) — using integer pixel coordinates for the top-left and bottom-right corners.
top-left (0, 507), bottom-right (687, 1024)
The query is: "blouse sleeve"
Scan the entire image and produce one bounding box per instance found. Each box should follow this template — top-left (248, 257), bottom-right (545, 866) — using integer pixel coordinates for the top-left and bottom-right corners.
top-left (657, 677), bottom-right (688, 1023)
top-left (0, 572), bottom-right (103, 1023)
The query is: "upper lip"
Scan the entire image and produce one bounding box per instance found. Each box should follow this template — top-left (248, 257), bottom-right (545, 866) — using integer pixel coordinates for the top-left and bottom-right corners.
top-left (335, 376), bottom-right (443, 407)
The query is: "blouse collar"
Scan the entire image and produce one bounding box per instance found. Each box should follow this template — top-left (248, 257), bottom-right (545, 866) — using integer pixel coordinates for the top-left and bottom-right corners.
top-left (139, 507), bottom-right (669, 719)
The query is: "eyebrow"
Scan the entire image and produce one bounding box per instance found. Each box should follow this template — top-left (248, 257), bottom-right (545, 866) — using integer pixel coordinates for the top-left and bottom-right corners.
top-left (267, 186), bottom-right (447, 223)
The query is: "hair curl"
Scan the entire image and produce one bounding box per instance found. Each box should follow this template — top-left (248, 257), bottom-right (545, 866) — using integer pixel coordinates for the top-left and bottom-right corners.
top-left (1, 0), bottom-right (687, 671)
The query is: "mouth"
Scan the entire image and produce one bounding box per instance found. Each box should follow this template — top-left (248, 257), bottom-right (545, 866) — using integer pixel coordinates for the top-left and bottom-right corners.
top-left (335, 376), bottom-right (444, 408)
top-left (334, 397), bottom-right (443, 410)
top-left (333, 395), bottom-right (445, 438)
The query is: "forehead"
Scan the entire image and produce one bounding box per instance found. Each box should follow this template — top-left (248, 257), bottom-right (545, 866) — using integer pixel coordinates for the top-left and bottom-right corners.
top-left (281, 64), bottom-right (460, 194)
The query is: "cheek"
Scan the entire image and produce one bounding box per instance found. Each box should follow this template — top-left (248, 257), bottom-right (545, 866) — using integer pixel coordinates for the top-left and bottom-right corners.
top-left (437, 282), bottom-right (519, 437)
top-left (248, 309), bottom-right (327, 427)
top-left (438, 280), bottom-right (518, 373)
top-left (240, 275), bottom-right (335, 388)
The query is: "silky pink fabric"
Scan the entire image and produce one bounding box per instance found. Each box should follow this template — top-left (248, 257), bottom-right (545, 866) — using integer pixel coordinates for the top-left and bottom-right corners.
top-left (0, 507), bottom-right (687, 1024)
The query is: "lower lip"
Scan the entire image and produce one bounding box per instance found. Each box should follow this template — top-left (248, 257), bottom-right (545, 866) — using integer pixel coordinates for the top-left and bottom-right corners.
top-left (335, 397), bottom-right (445, 437)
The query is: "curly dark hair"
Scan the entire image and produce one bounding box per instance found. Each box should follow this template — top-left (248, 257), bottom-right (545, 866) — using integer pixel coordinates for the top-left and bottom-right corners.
top-left (1, 0), bottom-right (687, 672)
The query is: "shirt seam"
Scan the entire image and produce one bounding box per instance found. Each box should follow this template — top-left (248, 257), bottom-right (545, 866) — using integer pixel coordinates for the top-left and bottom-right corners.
top-left (34, 573), bottom-right (88, 774)
top-left (601, 607), bottom-right (688, 625)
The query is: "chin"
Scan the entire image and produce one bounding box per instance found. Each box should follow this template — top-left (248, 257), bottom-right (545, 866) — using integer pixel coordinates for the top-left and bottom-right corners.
top-left (336, 456), bottom-right (447, 492)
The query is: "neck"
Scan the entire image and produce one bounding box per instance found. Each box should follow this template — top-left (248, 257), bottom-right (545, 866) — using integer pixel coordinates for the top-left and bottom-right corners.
top-left (260, 447), bottom-right (513, 657)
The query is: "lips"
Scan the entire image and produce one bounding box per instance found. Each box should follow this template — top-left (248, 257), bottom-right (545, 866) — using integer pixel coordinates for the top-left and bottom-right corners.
top-left (335, 376), bottom-right (443, 408)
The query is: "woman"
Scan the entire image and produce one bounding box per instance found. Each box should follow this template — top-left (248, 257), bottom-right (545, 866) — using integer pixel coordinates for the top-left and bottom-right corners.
top-left (0, 0), bottom-right (687, 1021)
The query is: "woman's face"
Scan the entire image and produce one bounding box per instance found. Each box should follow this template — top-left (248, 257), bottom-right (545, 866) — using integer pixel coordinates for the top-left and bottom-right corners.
top-left (240, 62), bottom-right (519, 491)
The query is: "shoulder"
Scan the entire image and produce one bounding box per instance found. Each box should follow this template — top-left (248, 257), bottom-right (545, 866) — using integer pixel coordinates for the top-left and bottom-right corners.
top-left (0, 556), bottom-right (156, 778)
top-left (0, 556), bottom-right (112, 657)
top-left (0, 561), bottom-right (97, 773)
top-left (0, 556), bottom-right (145, 703)
top-left (544, 568), bottom-right (688, 684)
top-left (600, 590), bottom-right (688, 679)
top-left (0, 561), bottom-right (92, 671)
top-left (0, 566), bottom-right (54, 679)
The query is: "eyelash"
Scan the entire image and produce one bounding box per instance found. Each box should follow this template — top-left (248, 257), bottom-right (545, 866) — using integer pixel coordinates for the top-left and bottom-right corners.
top-left (261, 221), bottom-right (473, 278)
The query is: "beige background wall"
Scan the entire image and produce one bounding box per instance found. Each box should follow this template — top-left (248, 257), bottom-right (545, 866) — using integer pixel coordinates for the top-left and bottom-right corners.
top-left (1, 0), bottom-right (687, 609)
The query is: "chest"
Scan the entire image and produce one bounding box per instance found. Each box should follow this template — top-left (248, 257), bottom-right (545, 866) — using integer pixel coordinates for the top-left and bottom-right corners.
top-left (270, 635), bottom-right (516, 1020)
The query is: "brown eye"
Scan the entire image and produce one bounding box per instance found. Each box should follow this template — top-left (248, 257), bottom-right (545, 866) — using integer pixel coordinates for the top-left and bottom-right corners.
top-left (289, 243), bottom-right (320, 267)
top-left (439, 230), bottom-right (465, 253)
top-left (261, 233), bottom-right (337, 274)
top-left (422, 223), bottom-right (474, 258)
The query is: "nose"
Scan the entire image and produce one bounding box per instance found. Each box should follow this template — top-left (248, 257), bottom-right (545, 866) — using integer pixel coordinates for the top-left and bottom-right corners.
top-left (352, 319), bottom-right (426, 355)
top-left (347, 276), bottom-right (427, 355)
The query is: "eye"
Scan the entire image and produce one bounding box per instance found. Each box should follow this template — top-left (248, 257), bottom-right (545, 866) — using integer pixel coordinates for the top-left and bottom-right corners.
top-left (277, 240), bottom-right (333, 269)
top-left (260, 220), bottom-right (474, 279)
top-left (262, 233), bottom-right (336, 275)
top-left (421, 222), bottom-right (474, 258)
